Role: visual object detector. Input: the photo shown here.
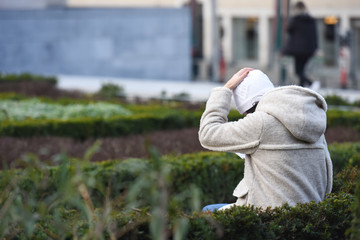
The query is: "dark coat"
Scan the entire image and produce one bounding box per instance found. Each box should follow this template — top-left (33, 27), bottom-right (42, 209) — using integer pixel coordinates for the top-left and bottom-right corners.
top-left (283, 13), bottom-right (318, 56)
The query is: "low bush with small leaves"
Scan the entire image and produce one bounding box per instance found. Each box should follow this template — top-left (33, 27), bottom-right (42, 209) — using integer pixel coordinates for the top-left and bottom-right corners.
top-left (2, 93), bottom-right (360, 139)
top-left (97, 83), bottom-right (126, 99)
top-left (1, 143), bottom-right (360, 239)
top-left (0, 98), bottom-right (132, 121)
top-left (0, 72), bottom-right (57, 85)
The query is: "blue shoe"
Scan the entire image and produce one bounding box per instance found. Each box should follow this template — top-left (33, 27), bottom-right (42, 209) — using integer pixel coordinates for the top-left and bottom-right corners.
top-left (202, 203), bottom-right (229, 212)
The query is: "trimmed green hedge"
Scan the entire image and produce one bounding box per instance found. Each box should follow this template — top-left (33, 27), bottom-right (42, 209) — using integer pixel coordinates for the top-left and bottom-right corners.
top-left (1, 104), bottom-right (360, 139)
top-left (0, 72), bottom-right (57, 85)
top-left (0, 93), bottom-right (209, 139)
top-left (1, 143), bottom-right (360, 239)
top-left (327, 110), bottom-right (360, 130)
top-left (329, 143), bottom-right (360, 173)
top-left (325, 94), bottom-right (360, 108)
top-left (186, 192), bottom-right (354, 240)
top-left (0, 112), bottom-right (203, 139)
top-left (2, 93), bottom-right (360, 139)
top-left (0, 151), bottom-right (242, 208)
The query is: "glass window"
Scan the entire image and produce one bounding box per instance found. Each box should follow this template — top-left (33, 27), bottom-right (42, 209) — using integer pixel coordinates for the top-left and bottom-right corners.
top-left (232, 17), bottom-right (259, 63)
top-left (319, 17), bottom-right (340, 66)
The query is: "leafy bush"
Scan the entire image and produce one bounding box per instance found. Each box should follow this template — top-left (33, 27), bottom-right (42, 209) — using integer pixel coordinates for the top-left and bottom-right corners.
top-left (326, 95), bottom-right (353, 106)
top-left (0, 112), bottom-right (197, 139)
top-left (97, 83), bottom-right (126, 99)
top-left (346, 178), bottom-right (360, 240)
top-left (0, 147), bottom-right (220, 239)
top-left (172, 92), bottom-right (190, 101)
top-left (0, 72), bottom-right (57, 85)
top-left (1, 106), bottom-right (360, 140)
top-left (186, 192), bottom-right (354, 240)
top-left (0, 98), bottom-right (132, 121)
top-left (325, 95), bottom-right (360, 109)
top-left (326, 110), bottom-right (360, 131)
top-left (1, 93), bottom-right (360, 139)
top-left (329, 143), bottom-right (360, 173)
top-left (0, 151), bottom-right (242, 209)
top-left (0, 143), bottom-right (360, 239)
top-left (333, 166), bottom-right (360, 195)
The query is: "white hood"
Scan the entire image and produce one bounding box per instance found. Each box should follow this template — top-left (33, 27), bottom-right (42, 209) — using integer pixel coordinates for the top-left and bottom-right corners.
top-left (256, 86), bottom-right (327, 143)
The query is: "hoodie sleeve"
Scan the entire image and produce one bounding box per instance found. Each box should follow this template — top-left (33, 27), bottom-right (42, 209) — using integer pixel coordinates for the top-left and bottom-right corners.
top-left (323, 138), bottom-right (333, 194)
top-left (198, 87), bottom-right (263, 154)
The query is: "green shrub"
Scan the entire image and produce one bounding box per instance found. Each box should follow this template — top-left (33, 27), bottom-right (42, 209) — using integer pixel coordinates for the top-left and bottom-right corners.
top-left (1, 93), bottom-right (360, 139)
top-left (0, 72), bottom-right (57, 85)
top-left (0, 109), bottom-right (204, 139)
top-left (1, 105), bottom-right (360, 140)
top-left (325, 95), bottom-right (353, 106)
top-left (1, 148), bottom-right (232, 239)
top-left (21, 191), bottom-right (353, 240)
top-left (329, 143), bottom-right (360, 173)
top-left (0, 98), bottom-right (132, 121)
top-left (164, 152), bottom-right (243, 205)
top-left (187, 192), bottom-right (353, 240)
top-left (172, 92), bottom-right (190, 101)
top-left (348, 178), bottom-right (360, 240)
top-left (1, 143), bottom-right (360, 239)
top-left (97, 82), bottom-right (125, 99)
top-left (324, 94), bottom-right (360, 109)
top-left (0, 151), bottom-right (242, 208)
top-left (0, 94), bottom-right (206, 139)
top-left (327, 110), bottom-right (360, 131)
top-left (333, 166), bottom-right (360, 194)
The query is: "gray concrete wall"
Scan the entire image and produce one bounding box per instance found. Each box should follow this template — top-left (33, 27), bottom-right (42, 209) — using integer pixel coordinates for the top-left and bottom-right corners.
top-left (0, 8), bottom-right (192, 81)
top-left (0, 0), bottom-right (66, 9)
top-left (0, 0), bottom-right (47, 9)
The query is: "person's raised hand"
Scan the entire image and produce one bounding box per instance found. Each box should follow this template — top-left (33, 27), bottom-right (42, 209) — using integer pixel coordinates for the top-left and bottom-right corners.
top-left (224, 67), bottom-right (253, 90)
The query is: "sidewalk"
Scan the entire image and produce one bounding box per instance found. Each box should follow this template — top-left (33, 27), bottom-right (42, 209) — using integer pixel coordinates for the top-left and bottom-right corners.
top-left (57, 75), bottom-right (223, 102)
top-left (57, 74), bottom-right (360, 103)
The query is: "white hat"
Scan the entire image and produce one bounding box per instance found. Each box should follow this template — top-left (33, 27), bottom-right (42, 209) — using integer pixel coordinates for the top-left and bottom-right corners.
top-left (233, 69), bottom-right (274, 114)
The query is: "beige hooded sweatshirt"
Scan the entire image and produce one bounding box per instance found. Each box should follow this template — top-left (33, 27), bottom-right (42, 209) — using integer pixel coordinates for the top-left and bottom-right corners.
top-left (199, 85), bottom-right (333, 209)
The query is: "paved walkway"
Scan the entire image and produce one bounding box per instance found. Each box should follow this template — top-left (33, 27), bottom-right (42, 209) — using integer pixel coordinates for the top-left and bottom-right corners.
top-left (57, 75), bottom-right (223, 102)
top-left (57, 74), bottom-right (360, 103)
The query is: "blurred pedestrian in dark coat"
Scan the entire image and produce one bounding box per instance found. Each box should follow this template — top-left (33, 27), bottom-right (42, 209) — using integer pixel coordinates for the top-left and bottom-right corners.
top-left (283, 1), bottom-right (318, 88)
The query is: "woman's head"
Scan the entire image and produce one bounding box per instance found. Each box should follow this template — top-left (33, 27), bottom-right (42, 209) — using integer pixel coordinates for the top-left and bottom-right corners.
top-left (233, 69), bottom-right (274, 115)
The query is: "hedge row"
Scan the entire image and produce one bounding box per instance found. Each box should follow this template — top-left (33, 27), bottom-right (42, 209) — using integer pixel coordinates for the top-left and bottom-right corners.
top-left (1, 92), bottom-right (360, 139)
top-left (0, 93), bottom-right (207, 139)
top-left (0, 72), bottom-right (57, 85)
top-left (326, 94), bottom-right (360, 107)
top-left (0, 151), bottom-right (243, 207)
top-left (1, 142), bottom-right (357, 206)
top-left (329, 142), bottom-right (360, 173)
top-left (1, 106), bottom-right (360, 139)
top-left (0, 112), bottom-right (204, 139)
top-left (1, 143), bottom-right (360, 239)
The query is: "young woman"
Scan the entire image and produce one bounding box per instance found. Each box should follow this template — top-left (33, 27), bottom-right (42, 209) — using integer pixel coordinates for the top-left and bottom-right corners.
top-left (199, 68), bottom-right (332, 212)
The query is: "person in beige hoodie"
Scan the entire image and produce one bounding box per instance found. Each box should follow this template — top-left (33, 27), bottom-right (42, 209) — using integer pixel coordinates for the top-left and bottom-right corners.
top-left (199, 68), bottom-right (333, 211)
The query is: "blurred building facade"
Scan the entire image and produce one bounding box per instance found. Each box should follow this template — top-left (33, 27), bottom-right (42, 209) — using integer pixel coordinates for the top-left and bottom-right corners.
top-left (1, 0), bottom-right (360, 85)
top-left (0, 0), bottom-right (65, 9)
top-left (66, 0), bottom-right (360, 84)
top-left (0, 2), bottom-right (192, 81)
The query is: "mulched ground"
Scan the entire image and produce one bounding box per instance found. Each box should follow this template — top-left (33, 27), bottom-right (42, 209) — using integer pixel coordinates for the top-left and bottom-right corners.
top-left (1, 81), bottom-right (359, 167)
top-left (0, 126), bottom-right (358, 167)
top-left (0, 128), bottom-right (204, 166)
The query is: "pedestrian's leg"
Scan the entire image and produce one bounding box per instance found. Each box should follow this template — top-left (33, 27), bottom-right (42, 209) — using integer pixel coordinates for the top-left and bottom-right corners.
top-left (295, 56), bottom-right (312, 87)
top-left (302, 55), bottom-right (313, 86)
